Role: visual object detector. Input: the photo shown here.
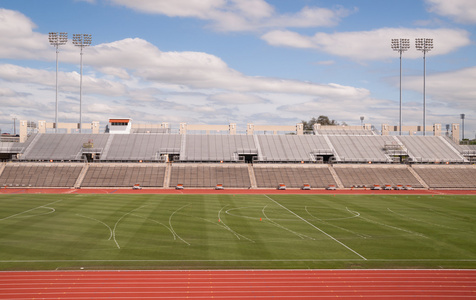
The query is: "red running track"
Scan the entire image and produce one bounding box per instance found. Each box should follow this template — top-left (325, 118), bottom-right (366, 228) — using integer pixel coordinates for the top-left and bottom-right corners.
top-left (0, 269), bottom-right (475, 299)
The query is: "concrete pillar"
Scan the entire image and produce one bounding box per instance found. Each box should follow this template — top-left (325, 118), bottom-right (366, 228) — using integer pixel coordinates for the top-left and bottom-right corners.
top-left (19, 120), bottom-right (28, 143)
top-left (296, 123), bottom-right (303, 135)
top-left (246, 123), bottom-right (254, 135)
top-left (229, 123), bottom-right (236, 135)
top-left (179, 123), bottom-right (187, 135)
top-left (38, 120), bottom-right (46, 133)
top-left (91, 121), bottom-right (100, 134)
top-left (451, 123), bottom-right (460, 143)
top-left (433, 123), bottom-right (441, 136)
top-left (381, 124), bottom-right (389, 136)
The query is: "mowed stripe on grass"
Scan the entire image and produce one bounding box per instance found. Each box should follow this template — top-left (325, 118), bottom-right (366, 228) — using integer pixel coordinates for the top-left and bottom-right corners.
top-left (0, 194), bottom-right (475, 270)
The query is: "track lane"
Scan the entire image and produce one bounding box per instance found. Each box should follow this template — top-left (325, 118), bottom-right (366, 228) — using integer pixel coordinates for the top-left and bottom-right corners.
top-left (1, 270), bottom-right (475, 299)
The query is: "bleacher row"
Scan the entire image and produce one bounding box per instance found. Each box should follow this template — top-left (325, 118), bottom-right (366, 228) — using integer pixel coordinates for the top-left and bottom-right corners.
top-left (1, 163), bottom-right (475, 189)
top-left (6, 133), bottom-right (470, 163)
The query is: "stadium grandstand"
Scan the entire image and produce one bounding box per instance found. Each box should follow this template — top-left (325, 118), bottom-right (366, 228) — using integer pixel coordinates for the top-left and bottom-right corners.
top-left (0, 118), bottom-right (475, 190)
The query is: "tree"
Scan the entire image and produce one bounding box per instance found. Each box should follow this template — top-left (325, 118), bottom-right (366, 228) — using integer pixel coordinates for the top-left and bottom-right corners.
top-left (301, 115), bottom-right (339, 131)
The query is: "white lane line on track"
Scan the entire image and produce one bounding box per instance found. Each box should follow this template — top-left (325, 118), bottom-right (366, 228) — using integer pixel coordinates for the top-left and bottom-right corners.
top-left (264, 195), bottom-right (367, 261)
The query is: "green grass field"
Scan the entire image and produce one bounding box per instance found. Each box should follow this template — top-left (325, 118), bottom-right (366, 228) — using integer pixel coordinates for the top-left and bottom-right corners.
top-left (0, 193), bottom-right (475, 270)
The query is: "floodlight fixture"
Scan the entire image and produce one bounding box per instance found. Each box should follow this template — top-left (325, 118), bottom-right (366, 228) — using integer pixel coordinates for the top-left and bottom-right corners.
top-left (391, 38), bottom-right (410, 136)
top-left (415, 38), bottom-right (433, 136)
top-left (49, 32), bottom-right (68, 133)
top-left (73, 34), bottom-right (92, 133)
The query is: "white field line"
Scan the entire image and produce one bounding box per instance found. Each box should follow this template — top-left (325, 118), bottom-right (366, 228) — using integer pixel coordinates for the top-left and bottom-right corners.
top-left (130, 213), bottom-right (176, 238)
top-left (262, 205), bottom-right (315, 240)
top-left (346, 207), bottom-right (427, 238)
top-left (2, 258), bottom-right (476, 263)
top-left (76, 214), bottom-right (113, 240)
top-left (168, 204), bottom-right (190, 245)
top-left (264, 195), bottom-right (367, 261)
top-left (304, 206), bottom-right (370, 239)
top-left (216, 206), bottom-right (255, 242)
top-left (0, 200), bottom-right (62, 221)
top-left (386, 208), bottom-right (456, 229)
top-left (113, 205), bottom-right (148, 249)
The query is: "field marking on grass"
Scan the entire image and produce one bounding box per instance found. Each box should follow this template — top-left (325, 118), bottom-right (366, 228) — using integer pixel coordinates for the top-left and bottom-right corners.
top-left (264, 195), bottom-right (367, 261)
top-left (305, 206), bottom-right (370, 239)
top-left (226, 206), bottom-right (266, 220)
top-left (76, 214), bottom-right (113, 241)
top-left (217, 206), bottom-right (255, 242)
top-left (131, 213), bottom-right (176, 240)
top-left (346, 207), bottom-right (427, 238)
top-left (0, 199), bottom-right (62, 221)
top-left (168, 204), bottom-right (190, 245)
top-left (386, 208), bottom-right (457, 230)
top-left (2, 258), bottom-right (476, 263)
top-left (262, 205), bottom-right (315, 240)
top-left (113, 205), bottom-right (148, 249)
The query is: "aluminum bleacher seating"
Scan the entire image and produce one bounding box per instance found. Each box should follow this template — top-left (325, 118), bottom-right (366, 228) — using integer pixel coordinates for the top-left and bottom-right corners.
top-left (257, 135), bottom-right (331, 162)
top-left (412, 165), bottom-right (476, 189)
top-left (169, 163), bottom-right (251, 188)
top-left (0, 163), bottom-right (83, 187)
top-left (81, 164), bottom-right (166, 187)
top-left (397, 136), bottom-right (466, 163)
top-left (333, 164), bottom-right (422, 188)
top-left (253, 164), bottom-right (336, 188)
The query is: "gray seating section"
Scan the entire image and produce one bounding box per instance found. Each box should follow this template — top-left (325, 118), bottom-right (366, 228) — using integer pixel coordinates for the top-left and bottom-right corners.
top-left (103, 134), bottom-right (181, 161)
top-left (334, 165), bottom-right (422, 188)
top-left (257, 135), bottom-right (331, 162)
top-left (412, 165), bottom-right (476, 188)
top-left (182, 135), bottom-right (256, 162)
top-left (0, 163), bottom-right (83, 187)
top-left (20, 134), bottom-right (110, 161)
top-left (329, 135), bottom-right (396, 162)
top-left (397, 136), bottom-right (466, 163)
top-left (253, 165), bottom-right (336, 188)
top-left (169, 163), bottom-right (251, 188)
top-left (317, 129), bottom-right (375, 136)
top-left (81, 164), bottom-right (166, 187)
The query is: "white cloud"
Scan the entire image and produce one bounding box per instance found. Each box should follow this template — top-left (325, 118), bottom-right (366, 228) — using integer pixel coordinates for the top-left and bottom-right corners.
top-left (208, 93), bottom-right (269, 105)
top-left (107, 0), bottom-right (352, 32)
top-left (426, 0), bottom-right (476, 24)
top-left (261, 27), bottom-right (471, 61)
top-left (403, 66), bottom-right (476, 109)
top-left (0, 9), bottom-right (49, 60)
top-left (0, 64), bottom-right (127, 96)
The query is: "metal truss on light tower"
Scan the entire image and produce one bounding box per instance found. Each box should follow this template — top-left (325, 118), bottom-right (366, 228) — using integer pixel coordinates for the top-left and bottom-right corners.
top-left (391, 38), bottom-right (410, 136)
top-left (73, 34), bottom-right (92, 133)
top-left (49, 32), bottom-right (68, 133)
top-left (415, 38), bottom-right (433, 136)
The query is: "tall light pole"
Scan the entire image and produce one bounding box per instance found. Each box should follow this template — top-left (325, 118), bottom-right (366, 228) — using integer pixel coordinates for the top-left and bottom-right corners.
top-left (49, 32), bottom-right (68, 133)
top-left (460, 114), bottom-right (465, 141)
top-left (391, 38), bottom-right (410, 136)
top-left (415, 38), bottom-right (433, 136)
top-left (73, 34), bottom-right (92, 133)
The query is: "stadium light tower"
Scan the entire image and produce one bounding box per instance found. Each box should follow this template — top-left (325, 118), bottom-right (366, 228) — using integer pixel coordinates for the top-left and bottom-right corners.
top-left (391, 38), bottom-right (410, 136)
top-left (49, 32), bottom-right (68, 133)
top-left (73, 34), bottom-right (92, 133)
top-left (415, 38), bottom-right (433, 136)
top-left (460, 113), bottom-right (465, 140)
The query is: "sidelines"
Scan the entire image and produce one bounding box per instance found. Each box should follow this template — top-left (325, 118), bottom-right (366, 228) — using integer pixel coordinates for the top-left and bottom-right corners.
top-left (1, 258), bottom-right (476, 263)
top-left (264, 195), bottom-right (367, 260)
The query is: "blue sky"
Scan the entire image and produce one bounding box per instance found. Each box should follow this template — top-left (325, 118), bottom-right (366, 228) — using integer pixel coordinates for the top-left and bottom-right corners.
top-left (0, 0), bottom-right (475, 138)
